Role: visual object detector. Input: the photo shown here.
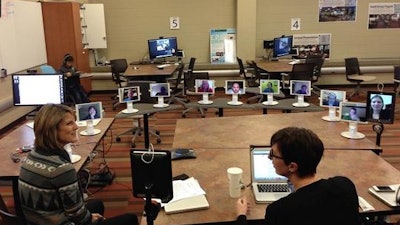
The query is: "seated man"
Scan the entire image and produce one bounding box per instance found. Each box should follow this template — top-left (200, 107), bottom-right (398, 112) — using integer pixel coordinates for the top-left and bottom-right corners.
top-left (59, 53), bottom-right (90, 104)
top-left (236, 127), bottom-right (359, 225)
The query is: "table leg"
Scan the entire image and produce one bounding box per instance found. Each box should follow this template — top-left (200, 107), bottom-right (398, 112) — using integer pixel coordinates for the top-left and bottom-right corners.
top-left (143, 114), bottom-right (150, 149)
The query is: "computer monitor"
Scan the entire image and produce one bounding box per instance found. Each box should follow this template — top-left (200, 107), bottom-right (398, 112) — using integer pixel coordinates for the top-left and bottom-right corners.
top-left (130, 149), bottom-right (173, 203)
top-left (195, 79), bottom-right (215, 104)
top-left (260, 79), bottom-right (280, 106)
top-left (272, 36), bottom-right (294, 58)
top-left (225, 80), bottom-right (245, 105)
top-left (290, 80), bottom-right (311, 107)
top-left (75, 101), bottom-right (103, 136)
top-left (366, 91), bottom-right (396, 124)
top-left (118, 86), bottom-right (141, 113)
top-left (148, 37), bottom-right (178, 61)
top-left (319, 89), bottom-right (346, 121)
top-left (149, 83), bottom-right (170, 108)
top-left (339, 101), bottom-right (368, 139)
top-left (12, 74), bottom-right (65, 106)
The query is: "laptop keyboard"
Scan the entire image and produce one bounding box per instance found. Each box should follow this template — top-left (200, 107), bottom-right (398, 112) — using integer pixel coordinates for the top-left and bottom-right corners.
top-left (257, 184), bottom-right (290, 192)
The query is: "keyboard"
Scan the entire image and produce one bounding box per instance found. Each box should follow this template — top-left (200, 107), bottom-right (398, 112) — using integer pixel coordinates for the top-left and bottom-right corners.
top-left (157, 64), bottom-right (171, 68)
top-left (257, 183), bottom-right (290, 192)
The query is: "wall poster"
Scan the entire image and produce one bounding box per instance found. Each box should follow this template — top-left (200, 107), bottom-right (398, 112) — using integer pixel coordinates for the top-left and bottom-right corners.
top-left (319, 0), bottom-right (357, 22)
top-left (368, 3), bottom-right (400, 29)
top-left (210, 28), bottom-right (236, 64)
top-left (293, 33), bottom-right (331, 59)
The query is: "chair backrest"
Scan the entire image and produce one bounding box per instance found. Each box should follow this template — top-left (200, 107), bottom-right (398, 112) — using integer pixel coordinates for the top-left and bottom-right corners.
top-left (289, 63), bottom-right (315, 81)
top-left (110, 59), bottom-right (128, 86)
top-left (127, 80), bottom-right (156, 103)
top-left (40, 64), bottom-right (56, 74)
top-left (173, 63), bottom-right (185, 89)
top-left (394, 66), bottom-right (400, 80)
top-left (184, 71), bottom-right (209, 93)
top-left (305, 56), bottom-right (325, 82)
top-left (345, 57), bottom-right (362, 76)
top-left (188, 57), bottom-right (196, 73)
top-left (237, 57), bottom-right (245, 75)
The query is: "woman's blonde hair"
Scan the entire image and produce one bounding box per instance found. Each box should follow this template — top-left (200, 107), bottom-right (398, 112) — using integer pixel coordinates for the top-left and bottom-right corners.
top-left (34, 104), bottom-right (75, 150)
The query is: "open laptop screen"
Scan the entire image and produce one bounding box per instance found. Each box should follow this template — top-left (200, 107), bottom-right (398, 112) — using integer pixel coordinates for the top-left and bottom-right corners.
top-left (250, 146), bottom-right (287, 182)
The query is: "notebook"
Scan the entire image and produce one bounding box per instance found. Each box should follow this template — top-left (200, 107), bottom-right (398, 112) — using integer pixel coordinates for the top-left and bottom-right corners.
top-left (368, 184), bottom-right (400, 207)
top-left (250, 145), bottom-right (291, 203)
top-left (164, 194), bottom-right (209, 214)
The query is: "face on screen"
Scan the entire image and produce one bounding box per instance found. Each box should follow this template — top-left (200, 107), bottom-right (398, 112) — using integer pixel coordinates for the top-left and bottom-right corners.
top-left (120, 87), bottom-right (140, 103)
top-left (225, 80), bottom-right (245, 94)
top-left (150, 83), bottom-right (170, 97)
top-left (339, 102), bottom-right (367, 123)
top-left (260, 79), bottom-right (280, 94)
top-left (366, 91), bottom-right (395, 124)
top-left (76, 102), bottom-right (103, 121)
top-left (195, 79), bottom-right (215, 93)
top-left (320, 90), bottom-right (346, 108)
top-left (290, 80), bottom-right (311, 96)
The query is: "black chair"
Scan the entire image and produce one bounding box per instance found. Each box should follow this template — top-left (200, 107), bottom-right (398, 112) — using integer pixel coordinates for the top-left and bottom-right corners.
top-left (305, 55), bottom-right (325, 95)
top-left (245, 61), bottom-right (271, 103)
top-left (187, 57), bottom-right (196, 73)
top-left (115, 81), bottom-right (161, 148)
top-left (281, 63), bottom-right (315, 97)
top-left (345, 57), bottom-right (376, 99)
top-left (0, 193), bottom-right (25, 225)
top-left (110, 59), bottom-right (128, 110)
top-left (167, 63), bottom-right (187, 105)
top-left (393, 66), bottom-right (400, 95)
top-left (237, 57), bottom-right (256, 87)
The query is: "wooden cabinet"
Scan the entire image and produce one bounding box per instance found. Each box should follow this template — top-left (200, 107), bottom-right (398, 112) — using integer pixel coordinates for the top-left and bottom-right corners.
top-left (41, 2), bottom-right (90, 73)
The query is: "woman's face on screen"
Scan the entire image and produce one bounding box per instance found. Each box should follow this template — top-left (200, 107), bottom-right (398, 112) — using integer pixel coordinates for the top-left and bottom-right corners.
top-left (371, 97), bottom-right (383, 111)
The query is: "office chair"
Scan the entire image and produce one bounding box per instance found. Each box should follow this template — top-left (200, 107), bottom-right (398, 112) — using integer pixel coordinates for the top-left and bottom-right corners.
top-left (393, 66), bottom-right (400, 95)
top-left (0, 194), bottom-right (25, 225)
top-left (344, 57), bottom-right (376, 99)
top-left (237, 57), bottom-right (257, 87)
top-left (305, 55), bottom-right (325, 96)
top-left (110, 59), bottom-right (128, 110)
top-left (116, 81), bottom-right (161, 148)
top-left (166, 63), bottom-right (188, 105)
top-left (181, 71), bottom-right (210, 118)
top-left (246, 61), bottom-right (270, 103)
top-left (187, 57), bottom-right (196, 73)
top-left (281, 63), bottom-right (315, 98)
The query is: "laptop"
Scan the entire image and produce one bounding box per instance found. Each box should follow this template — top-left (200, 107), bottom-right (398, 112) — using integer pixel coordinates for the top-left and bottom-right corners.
top-left (368, 184), bottom-right (400, 207)
top-left (250, 145), bottom-right (291, 203)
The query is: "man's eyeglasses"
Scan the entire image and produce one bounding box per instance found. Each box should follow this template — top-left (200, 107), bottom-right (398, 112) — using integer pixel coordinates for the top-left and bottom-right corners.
top-left (269, 149), bottom-right (284, 160)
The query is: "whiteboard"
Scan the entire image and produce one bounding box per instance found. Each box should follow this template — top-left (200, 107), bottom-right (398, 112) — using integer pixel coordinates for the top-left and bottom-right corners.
top-left (0, 0), bottom-right (47, 74)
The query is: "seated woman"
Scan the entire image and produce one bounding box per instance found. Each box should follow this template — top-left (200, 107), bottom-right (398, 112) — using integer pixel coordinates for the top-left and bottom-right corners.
top-left (18, 104), bottom-right (138, 225)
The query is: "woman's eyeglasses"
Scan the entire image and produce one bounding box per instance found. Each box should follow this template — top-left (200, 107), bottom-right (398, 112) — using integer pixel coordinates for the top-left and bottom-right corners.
top-left (269, 149), bottom-right (284, 160)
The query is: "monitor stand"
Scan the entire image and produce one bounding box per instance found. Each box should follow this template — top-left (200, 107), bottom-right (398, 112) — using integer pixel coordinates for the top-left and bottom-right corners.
top-left (153, 96), bottom-right (169, 108)
top-left (292, 95), bottom-right (309, 107)
top-left (341, 122), bottom-right (365, 139)
top-left (227, 94), bottom-right (243, 105)
top-left (198, 93), bottom-right (213, 105)
top-left (122, 102), bottom-right (139, 114)
top-left (80, 119), bottom-right (101, 136)
top-left (322, 107), bottom-right (340, 121)
top-left (262, 94), bottom-right (278, 106)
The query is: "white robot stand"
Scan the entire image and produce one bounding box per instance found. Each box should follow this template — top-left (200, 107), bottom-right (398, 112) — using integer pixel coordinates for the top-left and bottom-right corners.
top-left (80, 120), bottom-right (101, 136)
top-left (227, 94), bottom-right (243, 105)
top-left (341, 122), bottom-right (365, 139)
top-left (322, 107), bottom-right (340, 121)
top-left (292, 95), bottom-right (310, 107)
top-left (122, 102), bottom-right (139, 114)
top-left (153, 96), bottom-right (169, 108)
top-left (262, 94), bottom-right (278, 106)
top-left (198, 93), bottom-right (213, 104)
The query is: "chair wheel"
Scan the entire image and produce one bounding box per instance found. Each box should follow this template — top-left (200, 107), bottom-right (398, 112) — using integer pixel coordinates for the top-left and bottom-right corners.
top-left (130, 143), bottom-right (136, 148)
top-left (157, 139), bottom-right (161, 144)
top-left (116, 137), bottom-right (121, 142)
top-left (156, 131), bottom-right (160, 135)
top-left (182, 114), bottom-right (186, 118)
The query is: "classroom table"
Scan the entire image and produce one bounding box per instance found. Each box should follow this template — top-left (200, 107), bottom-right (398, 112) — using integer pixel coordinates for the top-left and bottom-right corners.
top-left (114, 103), bottom-right (182, 148)
top-left (253, 60), bottom-right (294, 73)
top-left (0, 118), bottom-right (115, 217)
top-left (140, 149), bottom-right (400, 225)
top-left (172, 111), bottom-right (381, 152)
top-left (124, 64), bottom-right (178, 82)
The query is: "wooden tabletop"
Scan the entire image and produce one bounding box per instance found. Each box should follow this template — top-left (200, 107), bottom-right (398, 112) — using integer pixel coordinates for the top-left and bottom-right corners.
top-left (141, 149), bottom-right (400, 225)
top-left (0, 118), bottom-right (114, 178)
top-left (172, 111), bottom-right (380, 151)
top-left (254, 60), bottom-right (293, 73)
top-left (124, 64), bottom-right (178, 77)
